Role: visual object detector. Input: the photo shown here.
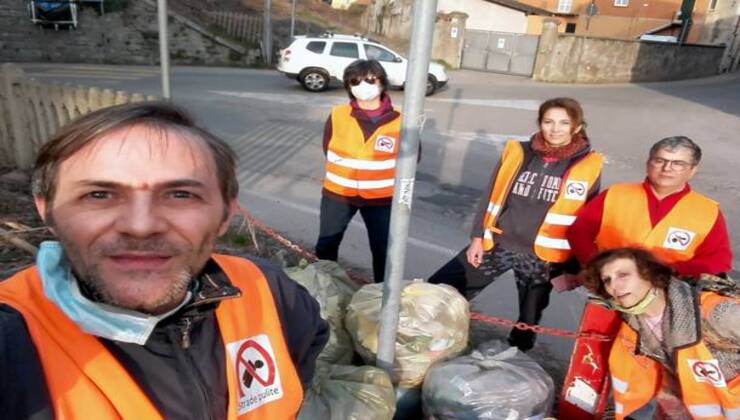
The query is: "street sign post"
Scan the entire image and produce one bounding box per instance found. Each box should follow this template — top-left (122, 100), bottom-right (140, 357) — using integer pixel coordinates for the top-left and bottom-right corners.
top-left (157, 0), bottom-right (171, 99)
top-left (375, 0), bottom-right (438, 375)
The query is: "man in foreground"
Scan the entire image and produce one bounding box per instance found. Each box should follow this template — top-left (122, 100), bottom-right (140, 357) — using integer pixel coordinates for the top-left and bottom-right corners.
top-left (0, 102), bottom-right (328, 419)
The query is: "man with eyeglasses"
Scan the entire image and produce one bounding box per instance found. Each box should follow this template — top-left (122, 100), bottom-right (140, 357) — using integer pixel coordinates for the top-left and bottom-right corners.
top-left (567, 136), bottom-right (732, 278)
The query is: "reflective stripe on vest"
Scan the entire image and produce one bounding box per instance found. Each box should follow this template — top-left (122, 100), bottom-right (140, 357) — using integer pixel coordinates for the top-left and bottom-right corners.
top-left (596, 183), bottom-right (719, 264)
top-left (481, 140), bottom-right (603, 262)
top-left (323, 104), bottom-right (401, 199)
top-left (609, 292), bottom-right (740, 420)
top-left (0, 255), bottom-right (303, 420)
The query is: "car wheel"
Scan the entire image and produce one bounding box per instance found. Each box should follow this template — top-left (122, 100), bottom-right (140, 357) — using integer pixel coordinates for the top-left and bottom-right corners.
top-left (426, 74), bottom-right (437, 96)
top-left (299, 69), bottom-right (329, 92)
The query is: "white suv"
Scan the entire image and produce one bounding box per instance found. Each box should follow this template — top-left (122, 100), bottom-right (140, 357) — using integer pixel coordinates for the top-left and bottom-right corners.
top-left (277, 34), bottom-right (448, 96)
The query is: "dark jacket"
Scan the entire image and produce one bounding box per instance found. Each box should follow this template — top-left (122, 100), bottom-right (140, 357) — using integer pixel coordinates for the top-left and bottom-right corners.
top-left (471, 139), bottom-right (601, 257)
top-left (0, 257), bottom-right (329, 420)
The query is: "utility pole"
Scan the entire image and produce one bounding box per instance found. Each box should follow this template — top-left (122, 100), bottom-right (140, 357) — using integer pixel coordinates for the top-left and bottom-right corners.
top-left (263, 0), bottom-right (273, 66)
top-left (290, 0), bottom-right (297, 39)
top-left (157, 0), bottom-right (171, 99)
top-left (375, 0), bottom-right (438, 375)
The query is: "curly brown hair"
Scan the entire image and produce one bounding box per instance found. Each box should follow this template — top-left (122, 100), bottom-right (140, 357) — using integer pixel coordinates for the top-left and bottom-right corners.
top-left (582, 248), bottom-right (673, 299)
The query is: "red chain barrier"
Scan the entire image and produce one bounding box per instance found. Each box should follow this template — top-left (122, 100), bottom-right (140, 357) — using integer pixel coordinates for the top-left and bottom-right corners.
top-left (236, 206), bottom-right (371, 286)
top-left (469, 312), bottom-right (613, 342)
top-left (237, 206), bottom-right (613, 342)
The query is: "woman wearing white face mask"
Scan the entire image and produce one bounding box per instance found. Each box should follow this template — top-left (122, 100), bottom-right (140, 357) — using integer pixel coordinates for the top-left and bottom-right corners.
top-left (316, 59), bottom-right (405, 283)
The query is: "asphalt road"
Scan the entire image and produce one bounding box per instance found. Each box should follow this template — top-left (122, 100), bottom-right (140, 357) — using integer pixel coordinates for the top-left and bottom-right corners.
top-left (20, 63), bottom-right (740, 361)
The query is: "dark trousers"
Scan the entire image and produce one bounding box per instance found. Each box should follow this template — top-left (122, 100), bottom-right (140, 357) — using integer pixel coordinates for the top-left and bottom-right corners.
top-left (428, 246), bottom-right (554, 351)
top-left (315, 195), bottom-right (391, 283)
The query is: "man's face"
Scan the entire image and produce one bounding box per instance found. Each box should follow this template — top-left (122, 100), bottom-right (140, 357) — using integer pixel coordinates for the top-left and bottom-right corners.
top-left (36, 125), bottom-right (234, 314)
top-left (646, 146), bottom-right (698, 192)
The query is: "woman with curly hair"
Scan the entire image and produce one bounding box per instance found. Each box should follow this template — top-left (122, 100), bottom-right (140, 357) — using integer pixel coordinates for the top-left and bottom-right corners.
top-left (582, 247), bottom-right (739, 420)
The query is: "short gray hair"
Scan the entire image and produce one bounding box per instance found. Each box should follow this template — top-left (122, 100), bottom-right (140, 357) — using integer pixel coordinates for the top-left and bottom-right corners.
top-left (649, 136), bottom-right (702, 165)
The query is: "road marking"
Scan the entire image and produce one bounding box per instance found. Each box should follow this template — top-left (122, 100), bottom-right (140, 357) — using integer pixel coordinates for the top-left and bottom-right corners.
top-left (211, 91), bottom-right (541, 113)
top-left (211, 90), bottom-right (346, 108)
top-left (427, 98), bottom-right (540, 111)
top-left (27, 72), bottom-right (142, 81)
top-left (438, 129), bottom-right (530, 145)
top-left (240, 189), bottom-right (457, 257)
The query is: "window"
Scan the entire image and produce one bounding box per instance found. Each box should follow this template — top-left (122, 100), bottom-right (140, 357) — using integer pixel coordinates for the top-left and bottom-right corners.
top-left (557, 0), bottom-right (572, 13)
top-left (709, 0), bottom-right (718, 10)
top-left (364, 44), bottom-right (397, 62)
top-left (613, 0), bottom-right (629, 7)
top-left (565, 23), bottom-right (577, 33)
top-left (330, 42), bottom-right (359, 58)
top-left (305, 41), bottom-right (326, 54)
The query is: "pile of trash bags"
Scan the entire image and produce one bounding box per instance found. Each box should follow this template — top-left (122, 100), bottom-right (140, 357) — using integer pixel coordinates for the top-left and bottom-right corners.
top-left (287, 261), bottom-right (553, 420)
top-left (284, 260), bottom-right (358, 364)
top-left (422, 340), bottom-right (555, 419)
top-left (298, 364), bottom-right (396, 420)
top-left (345, 280), bottom-right (470, 387)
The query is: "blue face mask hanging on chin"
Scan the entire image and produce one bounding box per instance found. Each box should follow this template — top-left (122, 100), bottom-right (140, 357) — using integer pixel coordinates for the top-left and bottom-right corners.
top-left (37, 241), bottom-right (192, 345)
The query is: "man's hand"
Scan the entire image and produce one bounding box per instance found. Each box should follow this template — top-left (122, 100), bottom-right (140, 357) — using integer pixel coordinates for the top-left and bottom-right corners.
top-left (466, 238), bottom-right (485, 268)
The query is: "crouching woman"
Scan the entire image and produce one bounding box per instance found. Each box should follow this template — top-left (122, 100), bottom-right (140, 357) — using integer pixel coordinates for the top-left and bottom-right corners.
top-left (582, 247), bottom-right (739, 420)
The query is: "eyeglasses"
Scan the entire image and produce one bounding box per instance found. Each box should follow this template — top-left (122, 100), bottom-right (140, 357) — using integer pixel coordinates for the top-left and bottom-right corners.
top-left (349, 76), bottom-right (379, 86)
top-left (648, 157), bottom-right (695, 171)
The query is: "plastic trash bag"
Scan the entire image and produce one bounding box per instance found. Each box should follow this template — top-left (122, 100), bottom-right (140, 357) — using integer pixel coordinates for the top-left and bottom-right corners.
top-left (284, 260), bottom-right (359, 364)
top-left (298, 364), bottom-right (396, 420)
top-left (422, 340), bottom-right (555, 420)
top-left (345, 281), bottom-right (470, 387)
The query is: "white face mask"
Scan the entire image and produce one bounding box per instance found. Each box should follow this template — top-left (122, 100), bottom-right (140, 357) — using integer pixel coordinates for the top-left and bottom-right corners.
top-left (351, 81), bottom-right (381, 101)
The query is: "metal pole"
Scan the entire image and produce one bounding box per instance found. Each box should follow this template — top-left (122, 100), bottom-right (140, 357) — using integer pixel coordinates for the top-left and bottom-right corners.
top-left (375, 0), bottom-right (437, 375)
top-left (157, 0), bottom-right (171, 99)
top-left (263, 0), bottom-right (273, 66)
top-left (290, 0), bottom-right (296, 39)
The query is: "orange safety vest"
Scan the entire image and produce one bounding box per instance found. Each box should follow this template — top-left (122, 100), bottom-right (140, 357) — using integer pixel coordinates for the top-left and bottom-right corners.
top-left (0, 254), bottom-right (303, 420)
top-left (323, 104), bottom-right (401, 200)
top-left (596, 183), bottom-right (719, 265)
top-left (609, 292), bottom-right (740, 419)
top-left (481, 140), bottom-right (603, 262)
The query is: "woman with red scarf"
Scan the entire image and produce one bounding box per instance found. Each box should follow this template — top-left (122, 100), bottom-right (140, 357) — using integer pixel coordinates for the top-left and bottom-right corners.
top-left (316, 59), bottom-right (403, 283)
top-left (429, 97), bottom-right (604, 351)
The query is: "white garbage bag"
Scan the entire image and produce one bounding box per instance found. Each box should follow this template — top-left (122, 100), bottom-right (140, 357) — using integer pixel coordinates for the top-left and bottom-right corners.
top-left (345, 281), bottom-right (470, 387)
top-left (422, 340), bottom-right (555, 419)
top-left (298, 364), bottom-right (396, 420)
top-left (284, 260), bottom-right (358, 364)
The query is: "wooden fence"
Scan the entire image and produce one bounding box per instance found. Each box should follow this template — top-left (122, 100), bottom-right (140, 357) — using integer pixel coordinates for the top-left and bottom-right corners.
top-left (206, 11), bottom-right (263, 44)
top-left (0, 63), bottom-right (155, 169)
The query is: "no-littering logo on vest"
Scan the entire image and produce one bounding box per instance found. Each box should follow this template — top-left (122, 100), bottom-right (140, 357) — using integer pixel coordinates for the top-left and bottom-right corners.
top-left (227, 334), bottom-right (284, 414)
top-left (375, 135), bottom-right (396, 153)
top-left (663, 227), bottom-right (696, 251)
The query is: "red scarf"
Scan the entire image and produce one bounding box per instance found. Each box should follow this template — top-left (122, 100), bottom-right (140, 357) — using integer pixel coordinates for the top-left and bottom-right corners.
top-left (530, 132), bottom-right (589, 161)
top-left (350, 93), bottom-right (393, 119)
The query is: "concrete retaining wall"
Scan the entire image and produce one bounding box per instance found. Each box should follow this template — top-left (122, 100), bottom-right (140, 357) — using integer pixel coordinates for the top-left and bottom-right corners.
top-left (533, 21), bottom-right (725, 83)
top-left (0, 0), bottom-right (259, 66)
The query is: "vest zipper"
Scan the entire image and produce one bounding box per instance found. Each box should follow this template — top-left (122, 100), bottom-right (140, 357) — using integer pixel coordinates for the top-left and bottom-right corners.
top-left (170, 323), bottom-right (213, 420)
top-left (181, 317), bottom-right (192, 349)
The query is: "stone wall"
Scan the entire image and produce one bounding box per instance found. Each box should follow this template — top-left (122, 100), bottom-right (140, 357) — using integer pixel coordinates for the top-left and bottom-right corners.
top-left (432, 12), bottom-right (468, 69)
top-left (533, 20), bottom-right (726, 83)
top-left (0, 0), bottom-right (259, 66)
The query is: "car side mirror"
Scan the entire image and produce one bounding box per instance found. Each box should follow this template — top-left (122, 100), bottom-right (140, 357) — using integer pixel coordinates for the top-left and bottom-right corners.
top-left (394, 56), bottom-right (403, 63)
